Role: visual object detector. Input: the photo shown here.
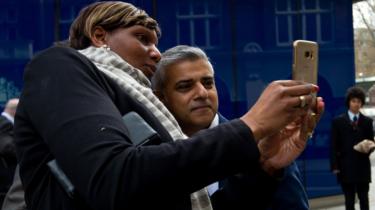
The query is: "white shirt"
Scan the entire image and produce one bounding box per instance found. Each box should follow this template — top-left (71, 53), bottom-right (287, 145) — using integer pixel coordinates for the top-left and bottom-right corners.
top-left (348, 110), bottom-right (359, 122)
top-left (206, 114), bottom-right (219, 196)
top-left (1, 112), bottom-right (14, 124)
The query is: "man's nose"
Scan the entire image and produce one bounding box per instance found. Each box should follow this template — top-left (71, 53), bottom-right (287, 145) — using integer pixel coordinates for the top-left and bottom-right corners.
top-left (195, 83), bottom-right (208, 99)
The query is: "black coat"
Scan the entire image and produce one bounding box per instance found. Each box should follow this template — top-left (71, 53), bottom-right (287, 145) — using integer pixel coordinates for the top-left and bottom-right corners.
top-left (0, 115), bottom-right (17, 205)
top-left (15, 46), bottom-right (277, 210)
top-left (0, 115), bottom-right (16, 160)
top-left (331, 112), bottom-right (374, 183)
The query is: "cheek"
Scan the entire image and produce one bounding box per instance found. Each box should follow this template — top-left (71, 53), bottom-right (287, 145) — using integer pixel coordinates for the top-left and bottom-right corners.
top-left (172, 98), bottom-right (191, 114)
top-left (110, 38), bottom-right (137, 59)
top-left (209, 93), bottom-right (218, 107)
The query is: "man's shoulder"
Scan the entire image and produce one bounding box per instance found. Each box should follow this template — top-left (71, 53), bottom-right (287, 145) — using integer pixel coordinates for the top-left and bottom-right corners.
top-left (0, 115), bottom-right (12, 128)
top-left (360, 113), bottom-right (373, 121)
top-left (218, 113), bottom-right (228, 123)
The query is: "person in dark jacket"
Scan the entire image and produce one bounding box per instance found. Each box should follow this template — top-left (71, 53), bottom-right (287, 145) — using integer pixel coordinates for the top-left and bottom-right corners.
top-left (1, 165), bottom-right (26, 210)
top-left (331, 86), bottom-right (374, 210)
top-left (0, 98), bottom-right (18, 206)
top-left (152, 45), bottom-right (310, 210)
top-left (15, 2), bottom-right (324, 210)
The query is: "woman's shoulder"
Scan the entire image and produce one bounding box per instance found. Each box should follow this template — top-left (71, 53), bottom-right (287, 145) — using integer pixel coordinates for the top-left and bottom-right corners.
top-left (26, 46), bottom-right (96, 75)
top-left (26, 46), bottom-right (84, 70)
top-left (33, 46), bottom-right (82, 60)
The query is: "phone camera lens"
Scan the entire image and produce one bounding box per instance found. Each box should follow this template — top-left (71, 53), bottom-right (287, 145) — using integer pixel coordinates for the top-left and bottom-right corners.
top-left (305, 51), bottom-right (314, 59)
top-left (305, 51), bottom-right (310, 58)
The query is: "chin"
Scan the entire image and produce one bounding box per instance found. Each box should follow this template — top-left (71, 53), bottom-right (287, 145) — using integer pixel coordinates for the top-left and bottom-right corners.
top-left (194, 117), bottom-right (214, 126)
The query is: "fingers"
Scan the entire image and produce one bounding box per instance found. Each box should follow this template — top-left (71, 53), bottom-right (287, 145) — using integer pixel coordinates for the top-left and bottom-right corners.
top-left (271, 80), bottom-right (318, 109)
top-left (300, 97), bottom-right (325, 139)
top-left (289, 94), bottom-right (315, 110)
top-left (274, 80), bottom-right (309, 87)
top-left (316, 97), bottom-right (325, 115)
top-left (242, 80), bottom-right (321, 141)
top-left (285, 83), bottom-right (318, 97)
top-left (273, 80), bottom-right (319, 93)
top-left (310, 97), bottom-right (325, 123)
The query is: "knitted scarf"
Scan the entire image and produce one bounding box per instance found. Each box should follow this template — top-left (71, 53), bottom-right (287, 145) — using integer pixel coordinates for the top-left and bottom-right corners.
top-left (79, 46), bottom-right (213, 210)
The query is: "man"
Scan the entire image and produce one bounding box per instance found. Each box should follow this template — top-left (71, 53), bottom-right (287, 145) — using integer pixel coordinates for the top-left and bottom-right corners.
top-left (331, 86), bottom-right (373, 210)
top-left (152, 45), bottom-right (309, 210)
top-left (0, 98), bottom-right (19, 206)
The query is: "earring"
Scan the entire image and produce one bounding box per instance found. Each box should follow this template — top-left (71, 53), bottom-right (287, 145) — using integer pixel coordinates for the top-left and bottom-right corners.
top-left (102, 44), bottom-right (111, 51)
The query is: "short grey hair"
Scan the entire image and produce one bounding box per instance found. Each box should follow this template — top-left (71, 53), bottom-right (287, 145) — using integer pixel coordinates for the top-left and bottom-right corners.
top-left (152, 45), bottom-right (214, 92)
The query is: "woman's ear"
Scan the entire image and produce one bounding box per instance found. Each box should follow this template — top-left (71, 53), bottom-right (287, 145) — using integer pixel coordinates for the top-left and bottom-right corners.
top-left (91, 26), bottom-right (107, 47)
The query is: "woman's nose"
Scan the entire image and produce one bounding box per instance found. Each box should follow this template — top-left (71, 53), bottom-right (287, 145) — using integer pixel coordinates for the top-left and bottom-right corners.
top-left (150, 45), bottom-right (161, 63)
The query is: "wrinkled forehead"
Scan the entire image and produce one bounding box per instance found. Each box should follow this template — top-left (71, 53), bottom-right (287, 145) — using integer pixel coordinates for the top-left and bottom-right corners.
top-left (165, 59), bottom-right (214, 83)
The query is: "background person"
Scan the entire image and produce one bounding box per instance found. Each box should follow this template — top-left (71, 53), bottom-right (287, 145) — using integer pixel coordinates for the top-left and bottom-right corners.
top-left (152, 45), bottom-right (310, 210)
top-left (1, 165), bottom-right (26, 210)
top-left (331, 86), bottom-right (373, 210)
top-left (15, 2), bottom-right (323, 210)
top-left (0, 98), bottom-right (18, 206)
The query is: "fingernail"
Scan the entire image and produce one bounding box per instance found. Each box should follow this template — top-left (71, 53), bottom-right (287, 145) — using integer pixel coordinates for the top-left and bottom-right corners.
top-left (314, 85), bottom-right (320, 92)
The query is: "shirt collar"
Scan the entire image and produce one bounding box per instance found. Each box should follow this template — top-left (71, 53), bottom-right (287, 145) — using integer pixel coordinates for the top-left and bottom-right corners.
top-left (208, 114), bottom-right (219, 129)
top-left (1, 112), bottom-right (14, 124)
top-left (348, 110), bottom-right (359, 121)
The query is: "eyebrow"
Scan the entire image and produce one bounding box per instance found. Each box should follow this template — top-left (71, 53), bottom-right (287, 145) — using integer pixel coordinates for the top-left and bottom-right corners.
top-left (201, 76), bottom-right (214, 80)
top-left (175, 75), bottom-right (214, 85)
top-left (175, 79), bottom-right (193, 85)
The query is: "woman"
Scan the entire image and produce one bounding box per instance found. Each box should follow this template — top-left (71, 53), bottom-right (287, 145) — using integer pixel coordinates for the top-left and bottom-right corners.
top-left (15, 1), bottom-right (323, 210)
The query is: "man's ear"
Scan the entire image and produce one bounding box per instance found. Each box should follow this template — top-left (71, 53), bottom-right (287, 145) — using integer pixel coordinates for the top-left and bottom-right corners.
top-left (91, 26), bottom-right (107, 47)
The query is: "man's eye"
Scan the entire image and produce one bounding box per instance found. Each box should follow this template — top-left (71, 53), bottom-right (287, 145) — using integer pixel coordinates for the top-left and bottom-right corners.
top-left (203, 80), bottom-right (214, 89)
top-left (176, 83), bottom-right (191, 91)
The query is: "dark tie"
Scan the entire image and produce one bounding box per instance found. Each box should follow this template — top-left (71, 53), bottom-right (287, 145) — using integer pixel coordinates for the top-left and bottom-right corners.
top-left (352, 115), bottom-right (358, 129)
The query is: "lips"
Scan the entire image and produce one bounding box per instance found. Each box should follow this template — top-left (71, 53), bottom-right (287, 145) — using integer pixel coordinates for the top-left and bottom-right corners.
top-left (145, 64), bottom-right (156, 73)
top-left (191, 104), bottom-right (211, 112)
top-left (140, 64), bottom-right (156, 78)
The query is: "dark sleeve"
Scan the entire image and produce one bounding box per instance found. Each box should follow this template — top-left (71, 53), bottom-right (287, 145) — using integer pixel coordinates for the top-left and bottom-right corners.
top-left (330, 119), bottom-right (339, 171)
top-left (0, 121), bottom-right (16, 160)
top-left (211, 162), bottom-right (308, 210)
top-left (1, 165), bottom-right (26, 210)
top-left (365, 118), bottom-right (374, 141)
top-left (365, 118), bottom-right (374, 155)
top-left (19, 47), bottom-right (262, 210)
top-left (210, 168), bottom-right (282, 210)
top-left (269, 162), bottom-right (309, 210)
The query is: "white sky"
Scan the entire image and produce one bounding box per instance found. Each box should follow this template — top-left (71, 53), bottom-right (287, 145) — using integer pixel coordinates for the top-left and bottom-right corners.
top-left (353, 1), bottom-right (374, 28)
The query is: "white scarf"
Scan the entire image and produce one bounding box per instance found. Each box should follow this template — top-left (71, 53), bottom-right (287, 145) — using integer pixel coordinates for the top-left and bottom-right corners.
top-left (79, 46), bottom-right (213, 210)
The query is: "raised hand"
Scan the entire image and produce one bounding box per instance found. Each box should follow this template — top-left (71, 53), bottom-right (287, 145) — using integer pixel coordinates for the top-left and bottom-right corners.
top-left (258, 97), bottom-right (325, 173)
top-left (240, 80), bottom-right (319, 142)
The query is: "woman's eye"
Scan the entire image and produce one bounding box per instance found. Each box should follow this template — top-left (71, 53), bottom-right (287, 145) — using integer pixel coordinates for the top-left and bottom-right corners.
top-left (136, 34), bottom-right (147, 43)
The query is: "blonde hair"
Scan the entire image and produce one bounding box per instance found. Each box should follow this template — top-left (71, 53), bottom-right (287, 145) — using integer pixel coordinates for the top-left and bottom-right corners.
top-left (69, 1), bottom-right (160, 49)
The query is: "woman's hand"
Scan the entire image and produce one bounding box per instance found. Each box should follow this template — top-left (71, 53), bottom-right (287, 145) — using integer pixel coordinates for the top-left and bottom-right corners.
top-left (241, 80), bottom-right (319, 141)
top-left (258, 97), bottom-right (325, 174)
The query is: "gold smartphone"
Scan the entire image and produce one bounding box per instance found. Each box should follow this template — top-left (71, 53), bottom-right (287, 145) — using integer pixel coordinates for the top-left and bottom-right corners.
top-left (293, 40), bottom-right (318, 109)
top-left (292, 40), bottom-right (318, 85)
